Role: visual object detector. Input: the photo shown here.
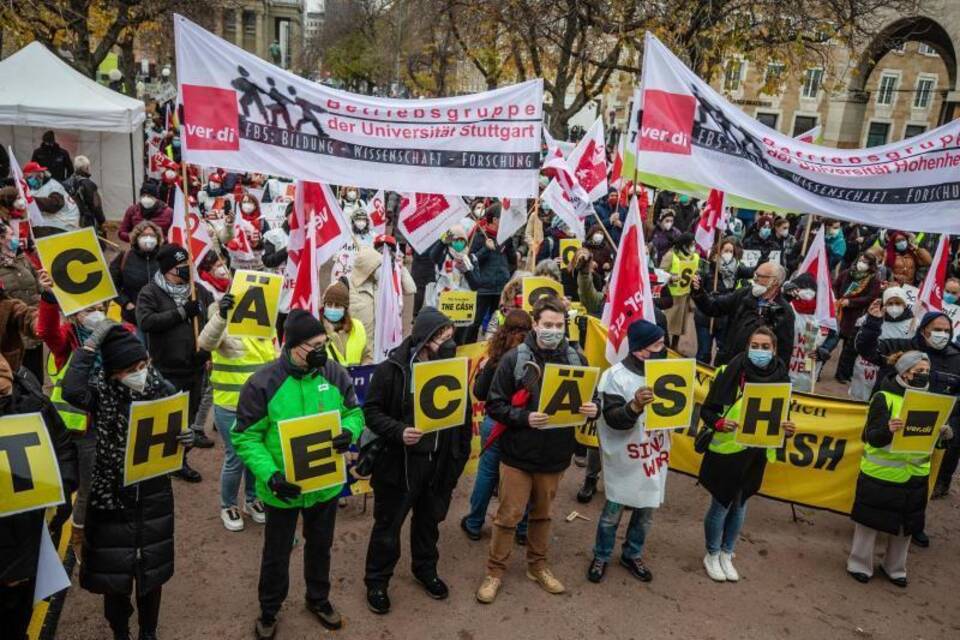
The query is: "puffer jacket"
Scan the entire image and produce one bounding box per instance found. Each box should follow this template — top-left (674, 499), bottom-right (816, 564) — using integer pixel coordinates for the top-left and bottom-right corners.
top-left (135, 278), bottom-right (213, 378)
top-left (0, 253), bottom-right (41, 348)
top-left (109, 222), bottom-right (163, 325)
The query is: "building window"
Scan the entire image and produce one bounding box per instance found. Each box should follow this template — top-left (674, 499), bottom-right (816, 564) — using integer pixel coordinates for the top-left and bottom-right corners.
top-left (243, 10), bottom-right (257, 35)
top-left (866, 122), bottom-right (890, 147)
top-left (793, 115), bottom-right (818, 137)
top-left (756, 112), bottom-right (779, 129)
top-left (904, 124), bottom-right (926, 139)
top-left (223, 9), bottom-right (236, 39)
top-left (801, 68), bottom-right (823, 99)
top-left (723, 59), bottom-right (744, 92)
top-left (876, 74), bottom-right (898, 105)
top-left (918, 43), bottom-right (938, 56)
top-left (914, 77), bottom-right (935, 108)
top-left (764, 63), bottom-right (784, 86)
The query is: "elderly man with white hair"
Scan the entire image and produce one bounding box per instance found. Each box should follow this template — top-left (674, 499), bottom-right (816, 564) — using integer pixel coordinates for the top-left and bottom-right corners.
top-left (691, 259), bottom-right (796, 366)
top-left (63, 155), bottom-right (105, 233)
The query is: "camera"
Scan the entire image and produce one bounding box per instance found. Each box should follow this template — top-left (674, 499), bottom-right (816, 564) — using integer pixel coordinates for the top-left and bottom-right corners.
top-left (759, 301), bottom-right (786, 328)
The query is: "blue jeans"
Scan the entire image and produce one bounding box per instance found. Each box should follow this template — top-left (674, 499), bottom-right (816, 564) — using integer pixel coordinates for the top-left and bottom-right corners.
top-left (215, 406), bottom-right (256, 509)
top-left (704, 497), bottom-right (747, 554)
top-left (464, 417), bottom-right (528, 535)
top-left (593, 500), bottom-right (654, 562)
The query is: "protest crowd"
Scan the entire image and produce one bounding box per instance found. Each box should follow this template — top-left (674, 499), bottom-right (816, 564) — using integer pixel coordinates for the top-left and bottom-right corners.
top-left (2, 18), bottom-right (959, 640)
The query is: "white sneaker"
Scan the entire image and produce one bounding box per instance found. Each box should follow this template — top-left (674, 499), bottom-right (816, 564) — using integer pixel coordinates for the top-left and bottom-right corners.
top-left (719, 552), bottom-right (739, 582)
top-left (243, 500), bottom-right (267, 524)
top-left (703, 553), bottom-right (726, 582)
top-left (221, 506), bottom-right (244, 532)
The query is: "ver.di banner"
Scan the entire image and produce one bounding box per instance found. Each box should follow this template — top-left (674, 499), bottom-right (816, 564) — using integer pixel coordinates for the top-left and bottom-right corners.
top-left (638, 32), bottom-right (960, 232)
top-left (173, 15), bottom-right (542, 198)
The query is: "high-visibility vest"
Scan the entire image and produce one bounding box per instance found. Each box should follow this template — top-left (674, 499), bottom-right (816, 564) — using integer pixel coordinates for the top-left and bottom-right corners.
top-left (860, 391), bottom-right (931, 483)
top-left (47, 353), bottom-right (86, 432)
top-left (210, 338), bottom-right (276, 410)
top-left (707, 365), bottom-right (776, 462)
top-left (668, 251), bottom-right (700, 297)
top-left (326, 318), bottom-right (367, 366)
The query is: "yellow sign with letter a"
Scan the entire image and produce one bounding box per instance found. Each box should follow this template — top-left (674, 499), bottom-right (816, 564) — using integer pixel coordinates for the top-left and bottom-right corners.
top-left (414, 357), bottom-right (469, 433)
top-left (522, 277), bottom-right (564, 311)
top-left (123, 392), bottom-right (189, 486)
top-left (278, 411), bottom-right (346, 493)
top-left (538, 363), bottom-right (600, 428)
top-left (734, 382), bottom-right (793, 449)
top-left (227, 269), bottom-right (283, 339)
top-left (35, 226), bottom-right (118, 315)
top-left (645, 358), bottom-right (696, 430)
top-left (0, 413), bottom-right (65, 517)
top-left (891, 389), bottom-right (956, 455)
top-left (438, 290), bottom-right (477, 326)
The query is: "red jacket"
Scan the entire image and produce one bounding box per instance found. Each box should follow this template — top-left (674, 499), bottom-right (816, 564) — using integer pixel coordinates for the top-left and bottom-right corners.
top-left (37, 297), bottom-right (76, 370)
top-left (118, 204), bottom-right (173, 242)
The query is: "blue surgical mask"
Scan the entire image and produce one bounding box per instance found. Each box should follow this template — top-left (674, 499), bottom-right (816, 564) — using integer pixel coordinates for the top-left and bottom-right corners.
top-left (945, 293), bottom-right (958, 305)
top-left (748, 348), bottom-right (773, 368)
top-left (759, 227), bottom-right (771, 239)
top-left (895, 240), bottom-right (908, 252)
top-left (26, 176), bottom-right (41, 189)
top-left (8, 238), bottom-right (20, 253)
top-left (323, 307), bottom-right (345, 323)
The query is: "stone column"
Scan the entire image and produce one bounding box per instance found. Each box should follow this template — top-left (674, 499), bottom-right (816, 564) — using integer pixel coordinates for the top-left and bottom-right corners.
top-left (255, 9), bottom-right (265, 59)
top-left (235, 9), bottom-right (243, 47)
top-left (823, 92), bottom-right (868, 149)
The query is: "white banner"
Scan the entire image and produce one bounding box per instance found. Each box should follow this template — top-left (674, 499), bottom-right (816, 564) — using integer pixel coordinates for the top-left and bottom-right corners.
top-left (174, 15), bottom-right (542, 198)
top-left (638, 32), bottom-right (960, 232)
top-left (396, 193), bottom-right (470, 254)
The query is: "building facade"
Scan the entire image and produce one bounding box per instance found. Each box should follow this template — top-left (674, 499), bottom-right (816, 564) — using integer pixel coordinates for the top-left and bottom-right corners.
top-left (214, 1), bottom-right (305, 70)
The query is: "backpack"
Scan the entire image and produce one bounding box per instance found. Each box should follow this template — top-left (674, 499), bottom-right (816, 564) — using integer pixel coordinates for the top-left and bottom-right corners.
top-left (61, 174), bottom-right (93, 226)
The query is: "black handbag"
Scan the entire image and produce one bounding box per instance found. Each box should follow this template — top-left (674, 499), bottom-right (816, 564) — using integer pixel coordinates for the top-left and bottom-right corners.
top-left (693, 425), bottom-right (715, 454)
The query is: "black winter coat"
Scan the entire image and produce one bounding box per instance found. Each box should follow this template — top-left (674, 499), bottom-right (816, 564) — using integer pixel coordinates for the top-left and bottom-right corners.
top-left (31, 142), bottom-right (73, 182)
top-left (135, 281), bottom-right (212, 378)
top-left (110, 248), bottom-right (161, 325)
top-left (466, 233), bottom-right (514, 295)
top-left (692, 285), bottom-right (795, 366)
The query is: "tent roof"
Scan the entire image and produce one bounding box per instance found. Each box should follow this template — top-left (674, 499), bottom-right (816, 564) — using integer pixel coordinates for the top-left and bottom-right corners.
top-left (0, 42), bottom-right (145, 133)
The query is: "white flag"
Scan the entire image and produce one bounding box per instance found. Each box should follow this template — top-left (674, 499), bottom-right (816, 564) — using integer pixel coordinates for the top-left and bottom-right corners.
top-left (374, 246), bottom-right (404, 362)
top-left (566, 118), bottom-right (608, 203)
top-left (497, 197), bottom-right (528, 245)
top-left (541, 179), bottom-right (585, 239)
top-left (796, 227), bottom-right (837, 330)
top-left (365, 189), bottom-right (387, 236)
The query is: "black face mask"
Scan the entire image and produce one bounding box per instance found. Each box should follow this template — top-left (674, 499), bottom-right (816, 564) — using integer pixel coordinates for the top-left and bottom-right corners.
top-left (305, 344), bottom-right (328, 370)
top-left (175, 266), bottom-right (191, 281)
top-left (434, 338), bottom-right (457, 360)
top-left (647, 349), bottom-right (668, 360)
top-left (908, 372), bottom-right (929, 388)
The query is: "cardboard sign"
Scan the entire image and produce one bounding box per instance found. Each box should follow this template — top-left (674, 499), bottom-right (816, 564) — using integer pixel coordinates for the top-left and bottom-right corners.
top-left (413, 357), bottom-right (469, 432)
top-left (538, 363), bottom-right (600, 428)
top-left (227, 270), bottom-right (283, 339)
top-left (522, 276), bottom-right (564, 311)
top-left (123, 392), bottom-right (189, 486)
top-left (734, 382), bottom-right (792, 448)
top-left (645, 358), bottom-right (696, 430)
top-left (35, 226), bottom-right (118, 315)
top-left (438, 290), bottom-right (477, 326)
top-left (0, 413), bottom-right (65, 517)
top-left (891, 389), bottom-right (957, 455)
top-left (559, 239), bottom-right (582, 268)
top-left (278, 410), bottom-right (347, 493)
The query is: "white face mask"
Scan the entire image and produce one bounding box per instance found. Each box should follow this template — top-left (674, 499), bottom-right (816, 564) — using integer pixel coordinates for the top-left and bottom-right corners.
top-left (240, 202), bottom-right (255, 214)
top-left (856, 260), bottom-right (869, 272)
top-left (797, 289), bottom-right (816, 301)
top-left (354, 220), bottom-right (368, 231)
top-left (721, 251), bottom-right (734, 263)
top-left (886, 304), bottom-right (905, 317)
top-left (661, 221), bottom-right (673, 231)
top-left (346, 190), bottom-right (358, 202)
top-left (209, 219), bottom-right (225, 231)
top-left (208, 181), bottom-right (220, 191)
top-left (751, 281), bottom-right (769, 297)
top-left (140, 196), bottom-right (156, 209)
top-left (80, 310), bottom-right (105, 331)
top-left (928, 330), bottom-right (951, 350)
top-left (473, 206), bottom-right (484, 217)
top-left (214, 266), bottom-right (230, 279)
top-left (164, 169), bottom-right (177, 180)
top-left (13, 198), bottom-right (25, 210)
top-left (592, 233), bottom-right (604, 244)
top-left (120, 367), bottom-right (148, 393)
top-left (138, 235), bottom-right (158, 251)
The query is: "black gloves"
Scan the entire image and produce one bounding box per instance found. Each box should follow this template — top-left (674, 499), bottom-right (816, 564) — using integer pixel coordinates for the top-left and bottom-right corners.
top-left (268, 472), bottom-right (302, 502)
top-left (183, 299), bottom-right (202, 319)
top-left (815, 347), bottom-right (831, 363)
top-left (332, 431), bottom-right (352, 454)
top-left (218, 293), bottom-right (235, 319)
top-left (176, 430), bottom-right (196, 448)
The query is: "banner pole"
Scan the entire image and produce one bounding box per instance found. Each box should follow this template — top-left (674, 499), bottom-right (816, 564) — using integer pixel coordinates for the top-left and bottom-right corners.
top-left (177, 159), bottom-right (200, 343)
top-left (526, 198), bottom-right (541, 272)
top-left (708, 226), bottom-right (721, 338)
top-left (800, 214), bottom-right (815, 256)
top-left (592, 210), bottom-right (617, 252)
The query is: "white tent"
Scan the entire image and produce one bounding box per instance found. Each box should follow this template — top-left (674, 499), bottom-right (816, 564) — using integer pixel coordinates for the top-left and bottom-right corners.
top-left (0, 42), bottom-right (146, 221)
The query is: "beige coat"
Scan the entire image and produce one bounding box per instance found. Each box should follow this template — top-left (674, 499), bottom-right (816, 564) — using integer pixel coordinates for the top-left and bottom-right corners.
top-left (349, 246), bottom-right (415, 342)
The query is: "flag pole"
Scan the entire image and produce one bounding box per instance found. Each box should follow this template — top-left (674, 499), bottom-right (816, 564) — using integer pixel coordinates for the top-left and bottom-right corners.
top-left (526, 198), bottom-right (542, 272)
top-left (592, 210), bottom-right (618, 251)
top-left (800, 214), bottom-right (815, 256)
top-left (708, 226), bottom-right (721, 338)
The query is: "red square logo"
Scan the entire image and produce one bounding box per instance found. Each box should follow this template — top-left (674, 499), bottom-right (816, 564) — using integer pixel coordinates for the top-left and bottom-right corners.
top-left (639, 89), bottom-right (695, 155)
top-left (181, 84), bottom-right (240, 151)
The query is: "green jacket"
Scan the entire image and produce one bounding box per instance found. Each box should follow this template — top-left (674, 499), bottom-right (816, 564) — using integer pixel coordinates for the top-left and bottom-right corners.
top-left (231, 351), bottom-right (365, 508)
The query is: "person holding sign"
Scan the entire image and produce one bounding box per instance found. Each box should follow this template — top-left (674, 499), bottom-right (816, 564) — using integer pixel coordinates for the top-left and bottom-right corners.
top-left (231, 310), bottom-right (363, 635)
top-left (847, 351), bottom-right (954, 587)
top-left (363, 308), bottom-right (471, 615)
top-left (696, 327), bottom-right (795, 583)
top-left (62, 322), bottom-right (192, 640)
top-left (477, 296), bottom-right (597, 604)
top-left (587, 320), bottom-right (672, 584)
top-left (320, 282), bottom-right (372, 366)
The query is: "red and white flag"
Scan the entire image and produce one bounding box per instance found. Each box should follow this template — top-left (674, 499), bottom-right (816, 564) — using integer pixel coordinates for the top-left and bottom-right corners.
top-left (796, 227), bottom-right (837, 330)
top-left (541, 179), bottom-right (585, 239)
top-left (609, 132), bottom-right (625, 189)
top-left (365, 189), bottom-right (387, 236)
top-left (693, 189), bottom-right (728, 256)
top-left (918, 233), bottom-right (949, 314)
top-left (542, 129), bottom-right (589, 209)
top-left (373, 246), bottom-right (404, 362)
top-left (7, 146), bottom-right (44, 234)
top-left (294, 181), bottom-right (352, 267)
top-left (602, 195), bottom-right (656, 364)
top-left (168, 186), bottom-right (213, 267)
top-left (497, 197), bottom-right (528, 245)
top-left (289, 215), bottom-right (320, 318)
top-left (396, 193), bottom-right (470, 254)
top-left (567, 118), bottom-right (608, 203)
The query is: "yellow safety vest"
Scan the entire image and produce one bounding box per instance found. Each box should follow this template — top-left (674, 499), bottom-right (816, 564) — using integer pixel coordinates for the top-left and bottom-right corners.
top-left (210, 338), bottom-right (276, 410)
top-left (326, 318), bottom-right (367, 366)
top-left (47, 353), bottom-right (86, 432)
top-left (668, 251), bottom-right (700, 297)
top-left (860, 391), bottom-right (932, 483)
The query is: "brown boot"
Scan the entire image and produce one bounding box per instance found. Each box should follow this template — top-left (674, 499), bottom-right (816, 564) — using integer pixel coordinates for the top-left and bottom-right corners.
top-left (71, 524), bottom-right (84, 566)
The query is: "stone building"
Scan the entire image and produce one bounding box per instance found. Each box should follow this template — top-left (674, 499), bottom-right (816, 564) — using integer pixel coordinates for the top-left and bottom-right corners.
top-left (213, 1), bottom-right (304, 70)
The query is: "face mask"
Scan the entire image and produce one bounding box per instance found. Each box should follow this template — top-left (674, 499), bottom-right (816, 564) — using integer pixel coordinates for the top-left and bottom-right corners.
top-left (748, 348), bottom-right (773, 368)
top-left (7, 238), bottom-right (19, 253)
top-left (797, 289), bottom-right (816, 301)
top-left (776, 227), bottom-right (789, 238)
top-left (721, 251), bottom-right (734, 263)
top-left (210, 219), bottom-right (226, 232)
top-left (661, 221), bottom-right (673, 231)
top-left (120, 367), bottom-right (148, 393)
top-left (26, 176), bottom-right (41, 189)
top-left (80, 310), bottom-right (105, 331)
top-left (678, 195), bottom-right (690, 204)
top-left (140, 196), bottom-right (157, 209)
top-left (164, 169), bottom-right (177, 181)
top-left (759, 227), bottom-right (771, 239)
top-left (214, 266), bottom-right (230, 279)
top-left (908, 372), bottom-right (930, 389)
top-left (138, 235), bottom-right (158, 251)
top-left (945, 292), bottom-right (958, 305)
top-left (895, 240), bottom-right (908, 252)
top-left (13, 198), bottom-right (26, 210)
top-left (473, 206), bottom-right (484, 217)
top-left (323, 307), bottom-right (345, 323)
top-left (354, 220), bottom-right (368, 232)
top-left (856, 260), bottom-right (869, 272)
top-left (433, 338), bottom-right (457, 360)
top-left (536, 327), bottom-right (564, 349)
top-left (305, 344), bottom-right (328, 369)
top-left (208, 181), bottom-right (220, 191)
top-left (592, 233), bottom-right (604, 244)
top-left (241, 202), bottom-right (256, 214)
top-left (927, 330), bottom-right (950, 350)
top-left (686, 245), bottom-right (696, 255)
top-left (346, 191), bottom-right (358, 202)
top-left (751, 281), bottom-right (768, 297)
top-left (451, 240), bottom-right (466, 252)
top-left (175, 266), bottom-right (191, 281)
top-left (826, 228), bottom-right (838, 238)
top-left (885, 304), bottom-right (905, 317)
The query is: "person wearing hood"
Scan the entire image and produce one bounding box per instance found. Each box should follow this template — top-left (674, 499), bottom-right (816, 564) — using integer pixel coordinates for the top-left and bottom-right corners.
top-left (476, 296), bottom-right (598, 604)
top-left (773, 216), bottom-right (800, 272)
top-left (850, 287), bottom-right (915, 401)
top-left (330, 208), bottom-right (374, 284)
top-left (650, 209), bottom-right (681, 264)
top-left (587, 320), bottom-right (672, 584)
top-left (348, 239), bottom-right (416, 342)
top-left (22, 160), bottom-right (80, 235)
top-left (672, 192), bottom-right (699, 232)
top-left (884, 230), bottom-right (931, 286)
top-left (110, 221), bottom-right (164, 326)
top-left (464, 211), bottom-right (516, 343)
top-left (118, 182), bottom-right (173, 243)
top-left (320, 282), bottom-right (372, 365)
top-left (832, 252), bottom-right (882, 383)
top-left (697, 326), bottom-right (796, 583)
top-left (31, 130), bottom-right (73, 182)
top-left (197, 172), bottom-right (230, 211)
top-left (62, 322), bottom-right (192, 640)
top-left (426, 224), bottom-right (474, 311)
top-left (782, 273), bottom-right (828, 393)
top-left (659, 231), bottom-right (699, 350)
top-left (847, 351), bottom-right (953, 587)
top-left (593, 188), bottom-right (627, 243)
top-left (363, 308), bottom-right (472, 614)
top-left (350, 207), bottom-right (375, 246)
top-left (0, 220), bottom-right (44, 380)
top-left (583, 222), bottom-right (614, 286)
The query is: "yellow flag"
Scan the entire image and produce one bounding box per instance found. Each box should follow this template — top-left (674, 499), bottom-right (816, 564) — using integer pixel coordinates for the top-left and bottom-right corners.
top-left (35, 226), bottom-right (118, 315)
top-left (123, 392), bottom-right (189, 486)
top-left (413, 357), bottom-right (469, 433)
top-left (645, 358), bottom-right (696, 430)
top-left (891, 389), bottom-right (956, 454)
top-left (734, 382), bottom-right (793, 449)
top-left (0, 413), bottom-right (65, 517)
top-left (227, 269), bottom-right (283, 339)
top-left (521, 276), bottom-right (563, 311)
top-left (278, 410), bottom-right (346, 493)
top-left (438, 290), bottom-right (478, 326)
top-left (538, 363), bottom-right (600, 428)
top-left (559, 239), bottom-right (582, 268)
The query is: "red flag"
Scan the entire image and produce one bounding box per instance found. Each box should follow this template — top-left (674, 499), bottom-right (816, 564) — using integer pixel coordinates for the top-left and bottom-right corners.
top-left (567, 118), bottom-right (608, 202)
top-left (168, 186), bottom-right (212, 267)
top-left (542, 129), bottom-right (590, 210)
top-left (694, 189), bottom-right (728, 256)
top-left (918, 234), bottom-right (949, 314)
top-left (602, 195), bottom-right (656, 364)
top-left (289, 215), bottom-right (320, 318)
top-left (796, 227), bottom-right (837, 330)
top-left (396, 193), bottom-right (469, 254)
top-left (610, 132), bottom-right (625, 189)
top-left (294, 181), bottom-right (351, 267)
top-left (365, 189), bottom-right (387, 236)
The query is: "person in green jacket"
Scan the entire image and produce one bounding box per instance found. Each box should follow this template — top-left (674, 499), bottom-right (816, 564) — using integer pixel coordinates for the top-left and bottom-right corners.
top-left (232, 310), bottom-right (364, 638)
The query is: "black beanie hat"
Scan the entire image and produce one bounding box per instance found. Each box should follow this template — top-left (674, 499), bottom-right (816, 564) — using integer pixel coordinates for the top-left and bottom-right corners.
top-left (100, 327), bottom-right (148, 375)
top-left (157, 243), bottom-right (188, 273)
top-left (284, 309), bottom-right (326, 349)
top-left (627, 319), bottom-right (665, 352)
top-left (140, 181), bottom-right (159, 197)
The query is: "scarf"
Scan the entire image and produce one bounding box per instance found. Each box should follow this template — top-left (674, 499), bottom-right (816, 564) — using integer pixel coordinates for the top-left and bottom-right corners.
top-left (708, 351), bottom-right (789, 410)
top-left (719, 257), bottom-right (738, 290)
top-left (153, 270), bottom-right (190, 306)
top-left (199, 269), bottom-right (230, 293)
top-left (791, 298), bottom-right (816, 315)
